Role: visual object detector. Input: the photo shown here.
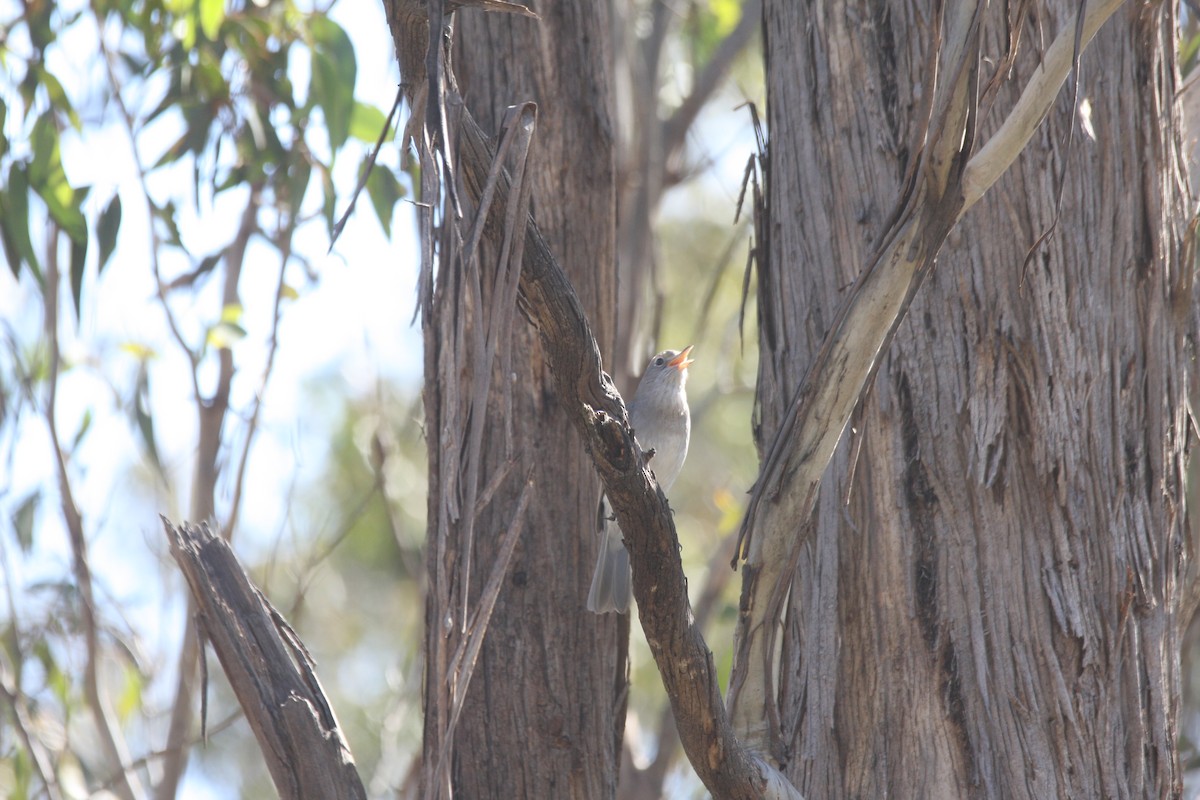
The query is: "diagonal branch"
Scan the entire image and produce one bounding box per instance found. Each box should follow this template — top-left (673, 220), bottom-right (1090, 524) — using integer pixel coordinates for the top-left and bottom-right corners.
top-left (725, 0), bottom-right (1126, 758)
top-left (960, 0), bottom-right (1125, 213)
top-left (383, 3), bottom-right (799, 797)
top-left (162, 519), bottom-right (367, 800)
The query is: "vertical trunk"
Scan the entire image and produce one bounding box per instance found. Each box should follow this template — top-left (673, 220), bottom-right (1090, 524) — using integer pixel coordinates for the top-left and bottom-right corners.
top-left (420, 3), bottom-right (620, 799)
top-left (762, 3), bottom-right (1195, 798)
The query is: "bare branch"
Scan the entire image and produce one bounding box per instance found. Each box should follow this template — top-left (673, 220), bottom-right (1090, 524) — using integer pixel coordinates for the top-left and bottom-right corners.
top-left (43, 229), bottom-right (146, 800)
top-left (960, 0), bottom-right (1126, 214)
top-left (161, 519), bottom-right (367, 800)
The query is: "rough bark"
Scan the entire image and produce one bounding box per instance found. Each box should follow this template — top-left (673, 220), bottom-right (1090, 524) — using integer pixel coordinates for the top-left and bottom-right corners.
top-left (411, 3), bottom-right (622, 798)
top-left (384, 2), bottom-right (802, 795)
top-left (759, 3), bottom-right (1196, 798)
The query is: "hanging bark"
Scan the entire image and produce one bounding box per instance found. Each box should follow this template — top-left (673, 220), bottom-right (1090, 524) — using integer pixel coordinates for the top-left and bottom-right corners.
top-left (391, 2), bottom-right (623, 798)
top-left (744, 2), bottom-right (1198, 797)
top-left (385, 0), bottom-right (1196, 797)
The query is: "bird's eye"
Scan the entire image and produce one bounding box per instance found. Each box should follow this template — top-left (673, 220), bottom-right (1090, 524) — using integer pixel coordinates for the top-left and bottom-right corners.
top-left (653, 357), bottom-right (665, 366)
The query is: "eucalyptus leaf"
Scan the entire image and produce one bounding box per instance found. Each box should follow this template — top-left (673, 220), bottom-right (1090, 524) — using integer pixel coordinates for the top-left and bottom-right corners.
top-left (97, 194), bottom-right (122, 273)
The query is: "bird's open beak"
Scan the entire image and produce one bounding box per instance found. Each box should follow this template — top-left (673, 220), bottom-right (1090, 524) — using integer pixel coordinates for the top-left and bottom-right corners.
top-left (668, 345), bottom-right (695, 370)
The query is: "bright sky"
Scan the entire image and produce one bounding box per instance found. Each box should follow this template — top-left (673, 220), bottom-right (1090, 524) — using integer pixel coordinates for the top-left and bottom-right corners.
top-left (0, 0), bottom-right (420, 795)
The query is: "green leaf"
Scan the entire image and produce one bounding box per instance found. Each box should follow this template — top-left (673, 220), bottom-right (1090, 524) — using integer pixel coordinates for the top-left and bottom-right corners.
top-left (198, 0), bottom-right (225, 41)
top-left (180, 8), bottom-right (197, 50)
top-left (97, 194), bottom-right (122, 273)
top-left (133, 364), bottom-right (165, 481)
top-left (349, 102), bottom-right (387, 144)
top-left (152, 200), bottom-right (184, 248)
top-left (283, 156), bottom-right (312, 218)
top-left (319, 163), bottom-right (336, 235)
top-left (220, 302), bottom-right (243, 324)
top-left (0, 216), bottom-right (20, 279)
top-left (29, 114), bottom-right (58, 187)
top-left (1182, 30), bottom-right (1200, 76)
top-left (120, 341), bottom-right (158, 361)
top-left (365, 164), bottom-right (404, 237)
top-left (206, 303), bottom-right (247, 349)
top-left (29, 115), bottom-right (87, 243)
top-left (206, 321), bottom-right (247, 349)
top-left (309, 16), bottom-right (356, 152)
top-left (117, 662), bottom-right (144, 720)
top-left (72, 407), bottom-right (93, 450)
top-left (708, 0), bottom-right (741, 36)
top-left (0, 98), bottom-right (7, 160)
top-left (36, 67), bottom-right (81, 130)
top-left (70, 227), bottom-right (88, 321)
top-left (12, 491), bottom-right (38, 552)
top-left (1, 163), bottom-right (41, 279)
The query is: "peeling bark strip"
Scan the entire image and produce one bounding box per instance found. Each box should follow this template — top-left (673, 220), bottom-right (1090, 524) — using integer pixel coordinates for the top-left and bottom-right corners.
top-left (752, 1), bottom-right (1195, 798)
top-left (161, 519), bottom-right (367, 800)
top-left (384, 2), bottom-right (800, 798)
top-left (727, 0), bottom-right (1128, 764)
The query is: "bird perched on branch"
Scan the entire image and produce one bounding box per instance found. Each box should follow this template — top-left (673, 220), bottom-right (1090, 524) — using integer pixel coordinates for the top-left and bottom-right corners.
top-left (587, 346), bottom-right (693, 614)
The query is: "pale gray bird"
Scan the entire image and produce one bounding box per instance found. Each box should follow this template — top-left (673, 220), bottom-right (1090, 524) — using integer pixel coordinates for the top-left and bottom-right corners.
top-left (587, 346), bottom-right (693, 614)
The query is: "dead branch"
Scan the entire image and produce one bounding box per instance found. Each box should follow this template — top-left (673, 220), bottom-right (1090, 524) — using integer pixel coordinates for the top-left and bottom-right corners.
top-left (161, 518), bottom-right (367, 800)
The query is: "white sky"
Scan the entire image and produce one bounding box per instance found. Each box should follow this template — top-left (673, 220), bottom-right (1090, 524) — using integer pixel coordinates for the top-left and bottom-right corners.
top-left (0, 0), bottom-right (421, 794)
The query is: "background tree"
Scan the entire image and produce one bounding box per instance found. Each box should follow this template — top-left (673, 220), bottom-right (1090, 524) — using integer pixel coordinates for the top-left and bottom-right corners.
top-left (1, 0), bottom-right (762, 797)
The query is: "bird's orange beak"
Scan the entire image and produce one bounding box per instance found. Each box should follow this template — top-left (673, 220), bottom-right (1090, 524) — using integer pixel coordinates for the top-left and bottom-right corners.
top-left (668, 345), bottom-right (695, 370)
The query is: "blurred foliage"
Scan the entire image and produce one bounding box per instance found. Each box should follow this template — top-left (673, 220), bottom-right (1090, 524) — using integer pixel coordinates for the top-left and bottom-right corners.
top-left (0, 0), bottom-right (410, 797)
top-left (189, 380), bottom-right (429, 797)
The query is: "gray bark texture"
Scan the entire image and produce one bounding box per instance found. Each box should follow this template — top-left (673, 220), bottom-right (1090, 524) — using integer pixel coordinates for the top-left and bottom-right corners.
top-left (415, 3), bottom-right (622, 799)
top-left (161, 519), bottom-right (367, 800)
top-left (761, 3), bottom-right (1198, 798)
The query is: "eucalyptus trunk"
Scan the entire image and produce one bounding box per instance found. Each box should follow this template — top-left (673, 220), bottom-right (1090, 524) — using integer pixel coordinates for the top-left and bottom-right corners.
top-left (759, 3), bottom-right (1196, 797)
top-left (419, 4), bottom-right (619, 799)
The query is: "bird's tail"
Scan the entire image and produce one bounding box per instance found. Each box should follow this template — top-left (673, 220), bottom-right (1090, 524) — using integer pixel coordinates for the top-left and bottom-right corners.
top-left (587, 502), bottom-right (631, 614)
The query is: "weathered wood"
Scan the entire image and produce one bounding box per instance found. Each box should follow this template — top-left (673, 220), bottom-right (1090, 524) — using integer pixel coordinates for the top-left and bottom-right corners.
top-left (161, 519), bottom-right (367, 800)
top-left (754, 2), bottom-right (1195, 797)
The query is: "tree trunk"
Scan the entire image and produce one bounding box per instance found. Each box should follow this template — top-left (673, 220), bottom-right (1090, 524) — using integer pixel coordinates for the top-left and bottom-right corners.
top-left (420, 3), bottom-right (621, 799)
top-left (761, 3), bottom-right (1196, 798)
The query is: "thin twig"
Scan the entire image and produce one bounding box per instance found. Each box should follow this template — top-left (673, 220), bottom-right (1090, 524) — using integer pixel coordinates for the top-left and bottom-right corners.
top-left (223, 191), bottom-right (300, 540)
top-left (43, 227), bottom-right (146, 800)
top-left (0, 664), bottom-right (65, 800)
top-left (94, 12), bottom-right (200, 403)
top-left (330, 84), bottom-right (405, 249)
top-left (96, 711), bottom-right (243, 792)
